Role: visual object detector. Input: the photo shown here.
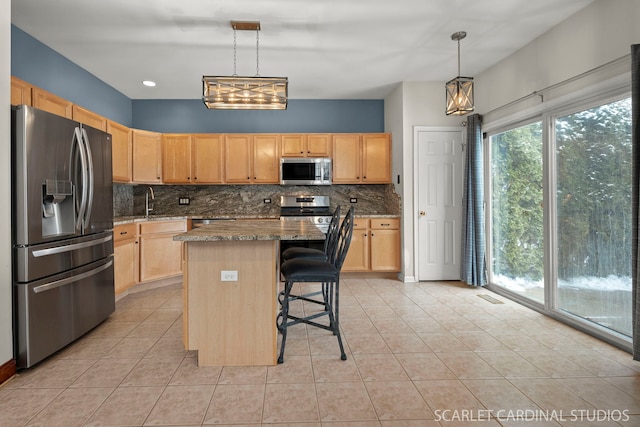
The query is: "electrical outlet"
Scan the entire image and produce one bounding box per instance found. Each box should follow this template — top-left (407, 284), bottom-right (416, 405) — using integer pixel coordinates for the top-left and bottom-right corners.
top-left (350, 198), bottom-right (357, 203)
top-left (264, 198), bottom-right (271, 204)
top-left (221, 270), bottom-right (238, 281)
top-left (178, 197), bottom-right (190, 205)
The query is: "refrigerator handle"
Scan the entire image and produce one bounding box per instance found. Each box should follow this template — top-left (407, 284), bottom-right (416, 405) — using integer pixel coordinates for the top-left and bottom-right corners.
top-left (31, 233), bottom-right (113, 257)
top-left (32, 259), bottom-right (113, 294)
top-left (73, 127), bottom-right (88, 231)
top-left (81, 128), bottom-right (95, 229)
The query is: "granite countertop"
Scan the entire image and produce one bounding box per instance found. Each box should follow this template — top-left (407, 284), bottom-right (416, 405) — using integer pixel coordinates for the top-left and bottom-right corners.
top-left (173, 219), bottom-right (326, 242)
top-left (114, 212), bottom-right (398, 225)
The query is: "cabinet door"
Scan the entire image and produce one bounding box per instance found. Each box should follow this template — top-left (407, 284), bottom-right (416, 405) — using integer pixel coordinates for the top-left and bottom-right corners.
top-left (224, 134), bottom-right (252, 183)
top-left (132, 130), bottom-right (162, 183)
top-left (114, 238), bottom-right (137, 294)
top-left (162, 134), bottom-right (192, 183)
top-left (306, 134), bottom-right (331, 157)
top-left (32, 88), bottom-right (73, 118)
top-left (108, 121), bottom-right (132, 183)
top-left (253, 134), bottom-right (280, 183)
top-left (342, 218), bottom-right (369, 271)
top-left (11, 76), bottom-right (32, 106)
top-left (332, 134), bottom-right (361, 183)
top-left (139, 233), bottom-right (183, 282)
top-left (281, 134), bottom-right (306, 157)
top-left (362, 134), bottom-right (391, 183)
top-left (370, 229), bottom-right (400, 271)
top-left (114, 224), bottom-right (137, 294)
top-left (192, 134), bottom-right (224, 184)
top-left (72, 105), bottom-right (107, 131)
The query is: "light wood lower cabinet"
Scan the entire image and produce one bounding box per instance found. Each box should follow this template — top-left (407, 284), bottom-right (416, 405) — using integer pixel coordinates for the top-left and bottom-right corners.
top-left (138, 220), bottom-right (187, 282)
top-left (114, 224), bottom-right (138, 295)
top-left (343, 217), bottom-right (400, 272)
top-left (114, 220), bottom-right (187, 295)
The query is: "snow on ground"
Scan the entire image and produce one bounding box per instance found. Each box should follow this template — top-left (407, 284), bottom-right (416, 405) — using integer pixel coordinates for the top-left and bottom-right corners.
top-left (493, 274), bottom-right (631, 292)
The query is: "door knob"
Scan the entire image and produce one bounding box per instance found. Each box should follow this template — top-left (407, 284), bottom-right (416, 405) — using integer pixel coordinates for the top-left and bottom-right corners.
top-left (419, 210), bottom-right (426, 216)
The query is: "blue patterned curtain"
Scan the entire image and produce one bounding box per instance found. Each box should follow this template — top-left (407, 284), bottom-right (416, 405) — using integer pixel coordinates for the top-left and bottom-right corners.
top-left (631, 44), bottom-right (640, 360)
top-left (461, 113), bottom-right (487, 286)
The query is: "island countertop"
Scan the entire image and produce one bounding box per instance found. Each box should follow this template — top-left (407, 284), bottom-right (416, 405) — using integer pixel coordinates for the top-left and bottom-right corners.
top-left (173, 219), bottom-right (326, 242)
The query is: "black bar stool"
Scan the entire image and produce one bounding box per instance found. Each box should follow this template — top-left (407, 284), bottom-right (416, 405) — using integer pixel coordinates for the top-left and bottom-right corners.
top-left (281, 205), bottom-right (341, 262)
top-left (277, 206), bottom-right (354, 363)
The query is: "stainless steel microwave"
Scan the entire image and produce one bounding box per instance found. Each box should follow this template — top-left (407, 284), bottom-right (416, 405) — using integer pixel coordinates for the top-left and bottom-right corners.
top-left (280, 158), bottom-right (332, 185)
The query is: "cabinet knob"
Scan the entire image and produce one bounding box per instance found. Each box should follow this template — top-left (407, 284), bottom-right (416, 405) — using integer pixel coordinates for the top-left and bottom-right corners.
top-left (120, 231), bottom-right (127, 235)
top-left (420, 210), bottom-right (426, 216)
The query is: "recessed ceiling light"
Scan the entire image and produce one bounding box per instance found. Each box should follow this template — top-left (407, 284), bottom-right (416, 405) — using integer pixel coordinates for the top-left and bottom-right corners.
top-left (142, 80), bottom-right (156, 87)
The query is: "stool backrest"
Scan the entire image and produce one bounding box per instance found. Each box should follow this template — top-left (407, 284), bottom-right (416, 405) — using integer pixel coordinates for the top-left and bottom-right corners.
top-left (331, 206), bottom-right (355, 271)
top-left (323, 205), bottom-right (341, 258)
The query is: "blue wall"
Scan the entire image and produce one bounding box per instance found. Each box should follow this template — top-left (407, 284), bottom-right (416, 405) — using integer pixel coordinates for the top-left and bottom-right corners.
top-left (132, 99), bottom-right (384, 133)
top-left (11, 25), bottom-right (133, 126)
top-left (11, 25), bottom-right (385, 133)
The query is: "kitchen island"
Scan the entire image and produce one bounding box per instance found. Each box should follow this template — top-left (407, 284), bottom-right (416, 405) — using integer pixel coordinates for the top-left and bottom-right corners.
top-left (173, 219), bottom-right (325, 366)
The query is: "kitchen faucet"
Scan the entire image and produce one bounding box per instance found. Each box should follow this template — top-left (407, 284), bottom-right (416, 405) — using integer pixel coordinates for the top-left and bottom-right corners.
top-left (145, 186), bottom-right (155, 218)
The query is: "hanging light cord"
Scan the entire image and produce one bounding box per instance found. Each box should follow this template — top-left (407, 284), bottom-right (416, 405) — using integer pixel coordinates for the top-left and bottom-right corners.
top-left (256, 29), bottom-right (260, 76)
top-left (457, 38), bottom-right (461, 77)
top-left (232, 28), bottom-right (238, 76)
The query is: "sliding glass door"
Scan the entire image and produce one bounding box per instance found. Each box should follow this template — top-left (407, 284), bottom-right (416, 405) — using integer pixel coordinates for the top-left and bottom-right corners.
top-left (487, 95), bottom-right (632, 340)
top-left (489, 122), bottom-right (544, 304)
top-left (555, 98), bottom-right (632, 336)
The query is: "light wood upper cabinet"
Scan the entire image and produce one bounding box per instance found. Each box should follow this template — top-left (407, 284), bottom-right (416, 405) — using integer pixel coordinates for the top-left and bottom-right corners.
top-left (281, 134), bottom-right (330, 157)
top-left (224, 134), bottom-right (252, 183)
top-left (332, 134), bottom-right (361, 183)
top-left (193, 134), bottom-right (224, 184)
top-left (132, 129), bottom-right (162, 183)
top-left (362, 133), bottom-right (391, 183)
top-left (108, 121), bottom-right (132, 183)
top-left (332, 133), bottom-right (391, 184)
top-left (162, 134), bottom-right (192, 183)
top-left (72, 105), bottom-right (107, 131)
top-left (253, 134), bottom-right (280, 183)
top-left (11, 76), bottom-right (32, 106)
top-left (224, 134), bottom-right (279, 184)
top-left (32, 87), bottom-right (73, 118)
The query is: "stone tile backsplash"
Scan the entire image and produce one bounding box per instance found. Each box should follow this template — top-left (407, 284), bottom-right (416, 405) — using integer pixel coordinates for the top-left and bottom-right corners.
top-left (114, 184), bottom-right (400, 218)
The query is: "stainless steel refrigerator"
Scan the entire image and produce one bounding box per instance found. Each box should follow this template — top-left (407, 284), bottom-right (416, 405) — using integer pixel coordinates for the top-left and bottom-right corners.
top-left (12, 105), bottom-right (115, 368)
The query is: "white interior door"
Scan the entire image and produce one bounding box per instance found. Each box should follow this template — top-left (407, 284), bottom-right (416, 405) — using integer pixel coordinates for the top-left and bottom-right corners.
top-left (415, 128), bottom-right (463, 281)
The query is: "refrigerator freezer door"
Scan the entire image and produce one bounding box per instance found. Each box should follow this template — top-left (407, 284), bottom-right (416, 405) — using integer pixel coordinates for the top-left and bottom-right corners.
top-left (14, 256), bottom-right (115, 368)
top-left (14, 231), bottom-right (113, 283)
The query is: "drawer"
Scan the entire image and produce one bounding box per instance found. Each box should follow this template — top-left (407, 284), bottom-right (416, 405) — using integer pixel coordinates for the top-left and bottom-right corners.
top-left (114, 223), bottom-right (136, 242)
top-left (370, 218), bottom-right (399, 229)
top-left (352, 218), bottom-right (368, 229)
top-left (139, 220), bottom-right (187, 235)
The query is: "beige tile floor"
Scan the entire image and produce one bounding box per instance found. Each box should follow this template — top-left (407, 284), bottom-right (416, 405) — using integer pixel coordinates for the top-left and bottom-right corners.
top-left (1, 278), bottom-right (640, 426)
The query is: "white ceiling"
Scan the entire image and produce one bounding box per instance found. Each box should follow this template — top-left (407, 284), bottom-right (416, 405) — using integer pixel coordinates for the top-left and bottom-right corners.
top-left (12, 0), bottom-right (593, 100)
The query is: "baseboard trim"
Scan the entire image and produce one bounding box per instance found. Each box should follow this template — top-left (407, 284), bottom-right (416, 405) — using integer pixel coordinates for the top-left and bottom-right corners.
top-left (0, 359), bottom-right (17, 386)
